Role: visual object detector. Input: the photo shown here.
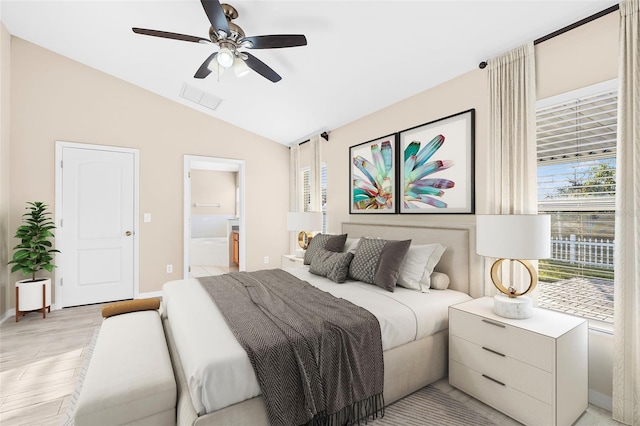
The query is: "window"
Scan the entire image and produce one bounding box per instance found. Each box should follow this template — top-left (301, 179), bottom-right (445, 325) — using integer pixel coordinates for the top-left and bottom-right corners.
top-left (536, 80), bottom-right (617, 326)
top-left (301, 164), bottom-right (327, 233)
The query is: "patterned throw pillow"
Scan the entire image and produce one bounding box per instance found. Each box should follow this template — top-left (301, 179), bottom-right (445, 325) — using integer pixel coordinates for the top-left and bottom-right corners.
top-left (303, 234), bottom-right (348, 265)
top-left (348, 238), bottom-right (412, 292)
top-left (309, 248), bottom-right (354, 283)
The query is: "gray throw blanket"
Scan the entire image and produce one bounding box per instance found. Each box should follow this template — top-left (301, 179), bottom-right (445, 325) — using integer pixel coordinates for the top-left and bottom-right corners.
top-left (199, 269), bottom-right (384, 426)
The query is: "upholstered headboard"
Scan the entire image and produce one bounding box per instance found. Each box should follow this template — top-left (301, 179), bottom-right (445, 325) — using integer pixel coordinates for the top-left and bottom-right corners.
top-left (342, 222), bottom-right (483, 298)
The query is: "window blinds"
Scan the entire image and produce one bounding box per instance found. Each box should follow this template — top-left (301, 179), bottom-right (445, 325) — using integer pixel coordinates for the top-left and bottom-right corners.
top-left (537, 89), bottom-right (617, 212)
top-left (301, 164), bottom-right (327, 233)
top-left (536, 85), bottom-right (617, 316)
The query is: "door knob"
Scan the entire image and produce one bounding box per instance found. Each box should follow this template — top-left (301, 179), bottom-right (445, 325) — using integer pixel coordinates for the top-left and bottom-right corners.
top-left (125, 231), bottom-right (133, 236)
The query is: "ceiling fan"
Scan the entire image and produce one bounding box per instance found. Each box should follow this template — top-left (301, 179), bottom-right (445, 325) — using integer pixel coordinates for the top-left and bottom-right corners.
top-left (132, 0), bottom-right (307, 83)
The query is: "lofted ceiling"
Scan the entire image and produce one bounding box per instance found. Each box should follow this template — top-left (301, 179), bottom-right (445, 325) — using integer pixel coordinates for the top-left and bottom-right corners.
top-left (0, 0), bottom-right (617, 145)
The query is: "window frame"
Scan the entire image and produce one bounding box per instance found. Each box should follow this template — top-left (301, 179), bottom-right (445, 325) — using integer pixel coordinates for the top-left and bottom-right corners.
top-left (300, 163), bottom-right (327, 234)
top-left (536, 79), bottom-right (617, 334)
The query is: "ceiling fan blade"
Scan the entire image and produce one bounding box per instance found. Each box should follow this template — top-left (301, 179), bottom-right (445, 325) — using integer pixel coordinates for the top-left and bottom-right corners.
top-left (194, 52), bottom-right (218, 79)
top-left (243, 52), bottom-right (282, 83)
top-left (132, 27), bottom-right (209, 44)
top-left (242, 35), bottom-right (307, 49)
top-left (201, 0), bottom-right (230, 35)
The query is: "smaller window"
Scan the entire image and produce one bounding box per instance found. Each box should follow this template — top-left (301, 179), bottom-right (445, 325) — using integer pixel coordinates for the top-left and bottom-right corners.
top-left (301, 164), bottom-right (327, 233)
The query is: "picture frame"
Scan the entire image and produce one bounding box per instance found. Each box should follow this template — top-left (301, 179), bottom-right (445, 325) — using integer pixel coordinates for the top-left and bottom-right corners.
top-left (398, 109), bottom-right (475, 214)
top-left (349, 133), bottom-right (398, 214)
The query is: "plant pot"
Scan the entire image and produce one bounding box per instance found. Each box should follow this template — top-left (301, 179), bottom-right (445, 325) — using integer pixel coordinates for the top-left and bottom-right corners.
top-left (16, 278), bottom-right (51, 322)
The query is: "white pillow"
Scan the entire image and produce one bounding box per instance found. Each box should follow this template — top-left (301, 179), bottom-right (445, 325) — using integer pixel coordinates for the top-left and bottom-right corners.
top-left (343, 238), bottom-right (360, 254)
top-left (429, 272), bottom-right (450, 290)
top-left (396, 244), bottom-right (446, 292)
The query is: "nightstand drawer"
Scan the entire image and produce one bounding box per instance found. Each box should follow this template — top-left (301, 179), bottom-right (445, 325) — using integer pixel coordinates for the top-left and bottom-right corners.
top-left (450, 360), bottom-right (553, 426)
top-left (450, 335), bottom-right (553, 404)
top-left (449, 308), bottom-right (554, 372)
top-left (281, 255), bottom-right (305, 269)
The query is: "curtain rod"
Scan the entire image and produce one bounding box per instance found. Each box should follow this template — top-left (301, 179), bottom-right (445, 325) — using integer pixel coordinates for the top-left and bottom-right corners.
top-left (292, 132), bottom-right (330, 147)
top-left (478, 4), bottom-right (619, 69)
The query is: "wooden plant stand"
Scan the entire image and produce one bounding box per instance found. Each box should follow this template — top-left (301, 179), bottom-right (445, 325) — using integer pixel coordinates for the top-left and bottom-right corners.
top-left (15, 282), bottom-right (50, 322)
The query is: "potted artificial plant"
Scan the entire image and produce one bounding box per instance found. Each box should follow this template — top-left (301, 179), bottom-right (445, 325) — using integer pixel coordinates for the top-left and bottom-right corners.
top-left (8, 202), bottom-right (60, 322)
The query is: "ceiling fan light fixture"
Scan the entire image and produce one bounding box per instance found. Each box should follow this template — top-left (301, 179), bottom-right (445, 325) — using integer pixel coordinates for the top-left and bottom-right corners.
top-left (233, 57), bottom-right (250, 77)
top-left (216, 47), bottom-right (234, 68)
top-left (207, 59), bottom-right (224, 75)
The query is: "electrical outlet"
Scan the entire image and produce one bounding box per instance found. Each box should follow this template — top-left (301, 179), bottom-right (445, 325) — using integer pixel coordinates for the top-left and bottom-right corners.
top-left (166, 264), bottom-right (173, 273)
top-left (263, 256), bottom-right (269, 264)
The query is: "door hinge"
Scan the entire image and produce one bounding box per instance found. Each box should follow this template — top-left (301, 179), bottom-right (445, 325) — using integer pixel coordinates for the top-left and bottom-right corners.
top-left (60, 218), bottom-right (63, 227)
top-left (60, 278), bottom-right (63, 286)
top-left (60, 160), bottom-right (63, 169)
top-left (188, 171), bottom-right (191, 178)
top-left (188, 266), bottom-right (191, 273)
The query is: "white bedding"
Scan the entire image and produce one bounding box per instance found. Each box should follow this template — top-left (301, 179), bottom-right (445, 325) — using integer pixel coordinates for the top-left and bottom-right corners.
top-left (162, 268), bottom-right (471, 415)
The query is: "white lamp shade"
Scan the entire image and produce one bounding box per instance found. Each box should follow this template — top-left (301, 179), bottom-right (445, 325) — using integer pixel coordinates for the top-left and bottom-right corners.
top-left (216, 48), bottom-right (234, 68)
top-left (233, 57), bottom-right (250, 77)
top-left (476, 214), bottom-right (551, 260)
top-left (207, 59), bottom-right (224, 75)
top-left (287, 212), bottom-right (323, 232)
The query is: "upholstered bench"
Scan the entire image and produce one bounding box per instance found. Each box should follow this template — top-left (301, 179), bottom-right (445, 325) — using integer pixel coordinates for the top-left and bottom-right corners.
top-left (74, 310), bottom-right (176, 426)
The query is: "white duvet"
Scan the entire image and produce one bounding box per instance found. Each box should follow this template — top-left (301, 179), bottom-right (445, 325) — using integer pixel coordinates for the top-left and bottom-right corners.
top-left (162, 268), bottom-right (471, 415)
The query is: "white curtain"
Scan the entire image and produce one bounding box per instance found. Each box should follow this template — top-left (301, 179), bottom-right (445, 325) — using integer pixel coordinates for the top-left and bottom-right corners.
top-left (289, 144), bottom-right (300, 254)
top-left (309, 135), bottom-right (322, 213)
top-left (485, 42), bottom-right (537, 296)
top-left (613, 1), bottom-right (640, 424)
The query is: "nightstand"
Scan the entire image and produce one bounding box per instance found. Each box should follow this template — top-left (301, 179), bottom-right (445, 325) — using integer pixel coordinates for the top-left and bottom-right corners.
top-left (281, 255), bottom-right (305, 269)
top-left (449, 297), bottom-right (588, 426)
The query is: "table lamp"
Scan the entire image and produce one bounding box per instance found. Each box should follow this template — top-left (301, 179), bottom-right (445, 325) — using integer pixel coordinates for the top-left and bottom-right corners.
top-left (476, 214), bottom-right (551, 319)
top-left (287, 212), bottom-right (323, 253)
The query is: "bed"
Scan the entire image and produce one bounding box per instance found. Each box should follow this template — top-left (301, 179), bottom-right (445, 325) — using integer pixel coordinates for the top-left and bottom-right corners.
top-left (162, 222), bottom-right (483, 425)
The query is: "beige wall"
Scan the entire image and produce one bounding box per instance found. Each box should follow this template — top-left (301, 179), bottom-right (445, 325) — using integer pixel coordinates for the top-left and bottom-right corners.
top-left (190, 170), bottom-right (237, 216)
top-left (324, 13), bottom-right (618, 407)
top-left (1, 22), bottom-right (10, 318)
top-left (536, 12), bottom-right (618, 100)
top-left (7, 38), bottom-right (289, 310)
top-left (325, 69), bottom-right (485, 233)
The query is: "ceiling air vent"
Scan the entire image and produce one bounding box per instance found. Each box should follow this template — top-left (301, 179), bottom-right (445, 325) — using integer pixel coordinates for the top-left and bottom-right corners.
top-left (179, 83), bottom-right (222, 111)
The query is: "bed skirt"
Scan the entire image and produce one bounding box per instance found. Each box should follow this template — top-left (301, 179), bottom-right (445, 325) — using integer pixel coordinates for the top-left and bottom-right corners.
top-left (163, 316), bottom-right (449, 426)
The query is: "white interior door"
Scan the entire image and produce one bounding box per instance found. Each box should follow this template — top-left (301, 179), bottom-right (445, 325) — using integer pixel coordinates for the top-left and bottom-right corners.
top-left (59, 146), bottom-right (136, 307)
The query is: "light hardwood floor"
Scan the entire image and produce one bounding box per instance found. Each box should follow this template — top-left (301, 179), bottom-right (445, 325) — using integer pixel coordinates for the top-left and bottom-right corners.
top-left (0, 304), bottom-right (104, 425)
top-left (0, 304), bottom-right (621, 426)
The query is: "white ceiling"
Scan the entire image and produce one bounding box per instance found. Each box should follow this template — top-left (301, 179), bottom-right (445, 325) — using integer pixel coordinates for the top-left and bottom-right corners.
top-left (0, 0), bottom-right (617, 145)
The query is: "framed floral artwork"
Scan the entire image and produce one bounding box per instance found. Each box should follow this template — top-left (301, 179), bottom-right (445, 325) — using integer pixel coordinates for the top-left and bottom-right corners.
top-left (398, 109), bottom-right (475, 214)
top-left (349, 134), bottom-right (398, 214)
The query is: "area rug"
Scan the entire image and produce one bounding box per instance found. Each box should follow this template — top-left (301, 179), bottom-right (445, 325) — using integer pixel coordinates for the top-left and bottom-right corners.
top-left (369, 385), bottom-right (497, 426)
top-left (63, 328), bottom-right (100, 426)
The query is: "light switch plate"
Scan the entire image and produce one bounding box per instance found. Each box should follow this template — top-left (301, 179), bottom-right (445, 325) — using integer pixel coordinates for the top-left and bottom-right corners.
top-left (144, 213), bottom-right (151, 223)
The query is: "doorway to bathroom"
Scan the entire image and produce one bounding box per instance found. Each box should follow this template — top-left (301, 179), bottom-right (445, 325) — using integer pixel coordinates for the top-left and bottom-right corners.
top-left (183, 155), bottom-right (245, 278)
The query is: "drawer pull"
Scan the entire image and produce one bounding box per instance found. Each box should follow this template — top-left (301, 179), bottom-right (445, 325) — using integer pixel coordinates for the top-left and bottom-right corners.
top-left (482, 346), bottom-right (506, 357)
top-left (482, 319), bottom-right (506, 328)
top-left (482, 374), bottom-right (506, 386)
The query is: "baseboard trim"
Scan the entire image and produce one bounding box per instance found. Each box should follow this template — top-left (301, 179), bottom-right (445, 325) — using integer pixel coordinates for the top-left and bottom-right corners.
top-left (1, 308), bottom-right (16, 324)
top-left (138, 291), bottom-right (162, 299)
top-left (589, 388), bottom-right (613, 411)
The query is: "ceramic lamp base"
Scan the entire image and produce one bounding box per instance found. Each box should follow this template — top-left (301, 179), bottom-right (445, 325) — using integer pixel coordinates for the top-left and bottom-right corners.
top-left (493, 294), bottom-right (533, 319)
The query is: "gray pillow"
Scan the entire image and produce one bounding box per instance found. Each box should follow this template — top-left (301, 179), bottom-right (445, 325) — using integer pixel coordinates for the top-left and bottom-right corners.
top-left (309, 248), bottom-right (354, 283)
top-left (348, 238), bottom-right (412, 292)
top-left (303, 234), bottom-right (348, 265)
